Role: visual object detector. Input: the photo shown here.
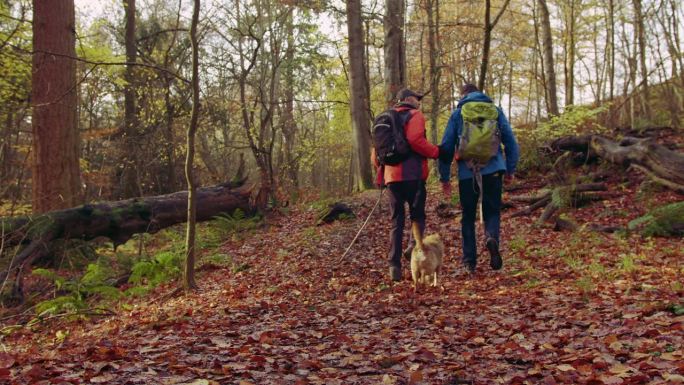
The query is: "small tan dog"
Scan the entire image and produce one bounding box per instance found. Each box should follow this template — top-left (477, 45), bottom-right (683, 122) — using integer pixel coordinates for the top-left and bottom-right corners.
top-left (410, 222), bottom-right (444, 292)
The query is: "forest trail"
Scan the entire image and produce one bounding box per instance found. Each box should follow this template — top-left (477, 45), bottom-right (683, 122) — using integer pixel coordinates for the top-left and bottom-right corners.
top-left (4, 175), bottom-right (684, 385)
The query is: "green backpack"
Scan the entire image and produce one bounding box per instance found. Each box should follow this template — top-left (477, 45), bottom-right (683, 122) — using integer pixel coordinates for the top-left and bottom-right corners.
top-left (457, 101), bottom-right (501, 168)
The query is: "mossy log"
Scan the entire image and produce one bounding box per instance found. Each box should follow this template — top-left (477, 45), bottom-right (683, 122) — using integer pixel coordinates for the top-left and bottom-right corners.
top-left (628, 202), bottom-right (684, 237)
top-left (1, 180), bottom-right (252, 299)
top-left (511, 183), bottom-right (607, 219)
top-left (550, 134), bottom-right (684, 192)
top-left (316, 202), bottom-right (354, 225)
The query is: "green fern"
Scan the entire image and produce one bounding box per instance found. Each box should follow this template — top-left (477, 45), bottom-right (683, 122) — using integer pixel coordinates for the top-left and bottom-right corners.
top-left (35, 294), bottom-right (85, 316)
top-left (128, 251), bottom-right (181, 287)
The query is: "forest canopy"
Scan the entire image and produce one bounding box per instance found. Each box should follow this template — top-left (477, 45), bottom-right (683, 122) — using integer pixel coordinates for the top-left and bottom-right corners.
top-left (1, 0), bottom-right (681, 210)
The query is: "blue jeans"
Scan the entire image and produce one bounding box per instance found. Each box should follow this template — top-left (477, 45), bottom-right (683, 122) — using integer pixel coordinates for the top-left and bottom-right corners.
top-left (458, 172), bottom-right (503, 266)
top-left (387, 180), bottom-right (426, 268)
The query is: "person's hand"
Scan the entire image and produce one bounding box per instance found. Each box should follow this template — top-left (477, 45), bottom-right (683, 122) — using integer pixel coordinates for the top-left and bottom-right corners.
top-left (441, 181), bottom-right (452, 199)
top-left (504, 173), bottom-right (515, 184)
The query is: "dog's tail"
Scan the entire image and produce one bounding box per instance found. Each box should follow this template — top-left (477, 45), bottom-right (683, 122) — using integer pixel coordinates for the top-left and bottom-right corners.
top-left (411, 222), bottom-right (424, 251)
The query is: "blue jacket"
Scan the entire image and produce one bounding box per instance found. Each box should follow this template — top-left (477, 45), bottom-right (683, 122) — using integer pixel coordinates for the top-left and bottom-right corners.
top-left (438, 91), bottom-right (519, 181)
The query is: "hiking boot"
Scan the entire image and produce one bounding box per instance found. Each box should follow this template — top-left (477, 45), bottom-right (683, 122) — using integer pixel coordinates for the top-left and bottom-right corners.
top-left (402, 245), bottom-right (414, 261)
top-left (464, 263), bottom-right (476, 275)
top-left (487, 238), bottom-right (502, 270)
top-left (389, 265), bottom-right (402, 282)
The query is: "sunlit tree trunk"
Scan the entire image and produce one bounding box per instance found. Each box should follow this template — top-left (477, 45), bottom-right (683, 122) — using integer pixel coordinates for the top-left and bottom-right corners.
top-left (346, 0), bottom-right (373, 190)
top-left (184, 0), bottom-right (201, 290)
top-left (563, 0), bottom-right (577, 106)
top-left (425, 0), bottom-right (441, 170)
top-left (384, 0), bottom-right (406, 107)
top-left (31, 0), bottom-right (81, 213)
top-left (537, 0), bottom-right (559, 116)
top-left (632, 0), bottom-right (651, 120)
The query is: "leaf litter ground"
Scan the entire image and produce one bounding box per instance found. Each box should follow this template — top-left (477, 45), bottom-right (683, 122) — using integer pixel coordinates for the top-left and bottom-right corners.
top-left (3, 173), bottom-right (683, 385)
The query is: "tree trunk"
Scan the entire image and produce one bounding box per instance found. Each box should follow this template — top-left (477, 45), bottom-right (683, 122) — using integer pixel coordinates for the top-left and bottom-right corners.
top-left (282, 7), bottom-right (298, 191)
top-left (425, 0), bottom-right (441, 173)
top-left (184, 0), bottom-right (201, 290)
top-left (537, 0), bottom-right (559, 116)
top-left (632, 0), bottom-right (652, 120)
top-left (478, 0), bottom-right (492, 91)
top-left (31, 0), bottom-right (81, 213)
top-left (119, 0), bottom-right (139, 199)
top-left (163, 75), bottom-right (177, 193)
top-left (607, 0), bottom-right (615, 101)
top-left (384, 0), bottom-right (406, 107)
top-left (346, 0), bottom-right (374, 190)
top-left (478, 0), bottom-right (510, 91)
top-left (563, 0), bottom-right (576, 106)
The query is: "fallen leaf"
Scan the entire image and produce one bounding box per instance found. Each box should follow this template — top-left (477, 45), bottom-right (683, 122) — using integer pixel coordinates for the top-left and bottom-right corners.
top-left (90, 373), bottom-right (116, 383)
top-left (608, 363), bottom-right (635, 375)
top-left (0, 353), bottom-right (14, 369)
top-left (408, 370), bottom-right (423, 385)
top-left (598, 375), bottom-right (624, 385)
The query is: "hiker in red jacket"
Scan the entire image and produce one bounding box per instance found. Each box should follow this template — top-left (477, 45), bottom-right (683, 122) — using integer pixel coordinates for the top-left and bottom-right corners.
top-left (372, 88), bottom-right (446, 281)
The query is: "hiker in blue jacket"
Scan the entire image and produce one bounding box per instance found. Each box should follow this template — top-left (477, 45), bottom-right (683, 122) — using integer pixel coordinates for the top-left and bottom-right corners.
top-left (438, 83), bottom-right (520, 274)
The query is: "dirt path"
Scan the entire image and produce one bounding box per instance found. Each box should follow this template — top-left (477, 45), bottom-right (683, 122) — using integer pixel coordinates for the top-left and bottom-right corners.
top-left (3, 178), bottom-right (683, 385)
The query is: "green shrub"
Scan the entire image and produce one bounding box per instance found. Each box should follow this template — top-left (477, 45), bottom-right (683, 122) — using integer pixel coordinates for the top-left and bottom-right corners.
top-left (32, 260), bottom-right (121, 318)
top-left (128, 250), bottom-right (182, 287)
top-left (628, 202), bottom-right (684, 237)
top-left (516, 105), bottom-right (609, 174)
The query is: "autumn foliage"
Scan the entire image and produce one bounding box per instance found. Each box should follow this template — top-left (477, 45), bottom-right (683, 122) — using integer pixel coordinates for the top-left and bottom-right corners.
top-left (2, 163), bottom-right (683, 384)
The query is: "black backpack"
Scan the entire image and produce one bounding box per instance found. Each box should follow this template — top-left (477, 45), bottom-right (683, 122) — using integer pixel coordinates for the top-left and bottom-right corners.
top-left (373, 109), bottom-right (413, 166)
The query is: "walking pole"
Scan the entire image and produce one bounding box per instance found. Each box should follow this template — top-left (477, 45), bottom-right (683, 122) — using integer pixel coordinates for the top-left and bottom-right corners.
top-left (336, 188), bottom-right (384, 264)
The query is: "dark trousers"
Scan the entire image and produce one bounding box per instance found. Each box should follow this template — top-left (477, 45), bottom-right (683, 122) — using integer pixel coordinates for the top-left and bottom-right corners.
top-left (458, 172), bottom-right (503, 266)
top-left (387, 180), bottom-right (426, 268)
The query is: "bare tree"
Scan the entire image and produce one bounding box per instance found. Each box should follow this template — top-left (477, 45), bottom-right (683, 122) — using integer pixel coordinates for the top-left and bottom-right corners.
top-left (184, 0), bottom-right (201, 290)
top-left (346, 0), bottom-right (373, 190)
top-left (537, 0), bottom-right (559, 116)
top-left (478, 0), bottom-right (511, 91)
top-left (119, 0), bottom-right (139, 198)
top-left (424, 0), bottom-right (441, 162)
top-left (632, 0), bottom-right (652, 120)
top-left (384, 0), bottom-right (406, 107)
top-left (562, 0), bottom-right (578, 106)
top-left (281, 6), bottom-right (298, 191)
top-left (31, 0), bottom-right (82, 213)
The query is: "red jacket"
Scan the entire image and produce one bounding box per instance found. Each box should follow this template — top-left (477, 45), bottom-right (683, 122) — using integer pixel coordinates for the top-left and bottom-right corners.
top-left (372, 105), bottom-right (439, 184)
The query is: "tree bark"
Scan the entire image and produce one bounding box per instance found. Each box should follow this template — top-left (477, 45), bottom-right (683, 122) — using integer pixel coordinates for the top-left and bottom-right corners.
top-left (537, 0), bottom-right (559, 116)
top-left (384, 0), bottom-right (406, 107)
top-left (478, 0), bottom-right (511, 91)
top-left (183, 0), bottom-right (201, 290)
top-left (425, 0), bottom-right (441, 173)
top-left (282, 7), bottom-right (298, 191)
top-left (346, 0), bottom-right (374, 190)
top-left (632, 0), bottom-right (652, 120)
top-left (607, 0), bottom-right (615, 101)
top-left (119, 0), bottom-right (139, 199)
top-left (563, 0), bottom-right (577, 106)
top-left (31, 0), bottom-right (82, 213)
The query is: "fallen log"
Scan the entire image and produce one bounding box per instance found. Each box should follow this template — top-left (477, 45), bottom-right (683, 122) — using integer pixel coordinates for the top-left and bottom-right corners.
top-left (511, 183), bottom-right (607, 219)
top-left (1, 180), bottom-right (253, 301)
top-left (549, 134), bottom-right (684, 192)
top-left (589, 136), bottom-right (684, 193)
